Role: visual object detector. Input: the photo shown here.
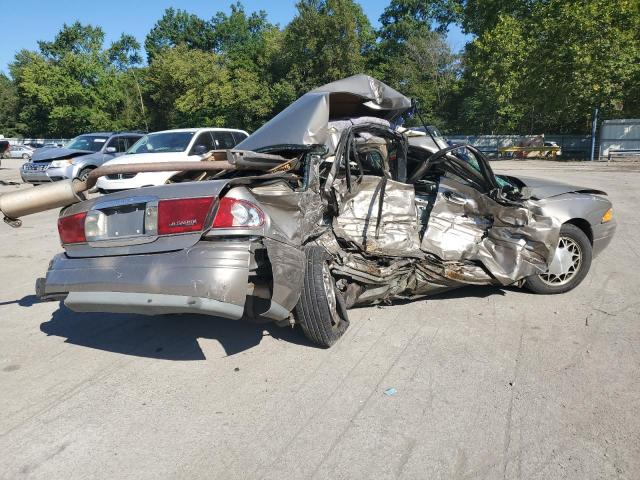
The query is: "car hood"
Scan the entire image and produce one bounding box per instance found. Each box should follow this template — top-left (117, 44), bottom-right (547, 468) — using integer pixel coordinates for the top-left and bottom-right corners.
top-left (31, 147), bottom-right (93, 162)
top-left (513, 175), bottom-right (607, 199)
top-left (102, 152), bottom-right (186, 166)
top-left (235, 74), bottom-right (412, 153)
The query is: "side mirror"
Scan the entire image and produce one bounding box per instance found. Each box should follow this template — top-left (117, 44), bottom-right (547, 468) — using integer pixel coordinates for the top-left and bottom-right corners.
top-left (105, 147), bottom-right (117, 154)
top-left (191, 145), bottom-right (208, 156)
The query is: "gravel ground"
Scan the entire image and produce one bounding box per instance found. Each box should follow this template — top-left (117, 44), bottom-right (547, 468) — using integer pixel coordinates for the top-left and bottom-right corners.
top-left (0, 158), bottom-right (638, 479)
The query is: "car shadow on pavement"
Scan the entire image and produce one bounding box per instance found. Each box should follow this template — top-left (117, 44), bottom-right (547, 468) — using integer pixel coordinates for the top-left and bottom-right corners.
top-left (428, 285), bottom-right (507, 300)
top-left (40, 303), bottom-right (315, 360)
top-left (0, 294), bottom-right (41, 307)
top-left (34, 286), bottom-right (510, 359)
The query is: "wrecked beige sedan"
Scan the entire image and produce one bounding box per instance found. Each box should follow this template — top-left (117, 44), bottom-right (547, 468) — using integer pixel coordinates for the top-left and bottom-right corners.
top-left (0, 75), bottom-right (616, 347)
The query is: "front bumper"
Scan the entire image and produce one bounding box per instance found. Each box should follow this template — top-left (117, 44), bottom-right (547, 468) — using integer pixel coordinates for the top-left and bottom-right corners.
top-left (20, 163), bottom-right (76, 184)
top-left (37, 241), bottom-right (252, 319)
top-left (96, 171), bottom-right (177, 192)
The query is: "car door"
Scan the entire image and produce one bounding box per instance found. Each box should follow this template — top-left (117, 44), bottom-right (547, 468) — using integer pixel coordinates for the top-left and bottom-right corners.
top-left (122, 136), bottom-right (142, 155)
top-left (103, 137), bottom-right (128, 161)
top-left (327, 125), bottom-right (422, 258)
top-left (212, 131), bottom-right (237, 150)
top-left (412, 145), bottom-right (561, 284)
top-left (189, 132), bottom-right (216, 157)
top-left (232, 131), bottom-right (248, 145)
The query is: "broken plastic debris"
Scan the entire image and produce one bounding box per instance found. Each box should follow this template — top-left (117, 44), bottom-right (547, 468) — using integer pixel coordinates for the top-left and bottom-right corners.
top-left (384, 387), bottom-right (397, 396)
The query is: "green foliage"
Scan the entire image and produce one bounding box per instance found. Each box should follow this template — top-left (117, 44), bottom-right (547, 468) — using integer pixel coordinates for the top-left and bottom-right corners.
top-left (38, 22), bottom-right (105, 60)
top-left (282, 0), bottom-right (376, 93)
top-left (454, 0), bottom-right (640, 133)
top-left (145, 46), bottom-right (229, 129)
top-left (210, 2), bottom-right (273, 59)
top-left (2, 0), bottom-right (639, 138)
top-left (108, 34), bottom-right (143, 70)
top-left (144, 8), bottom-right (215, 63)
top-left (379, 0), bottom-right (459, 42)
top-left (0, 73), bottom-right (22, 136)
top-left (457, 14), bottom-right (529, 133)
top-left (524, 0), bottom-right (640, 132)
top-left (10, 23), bottom-right (146, 137)
top-left (377, 31), bottom-right (460, 130)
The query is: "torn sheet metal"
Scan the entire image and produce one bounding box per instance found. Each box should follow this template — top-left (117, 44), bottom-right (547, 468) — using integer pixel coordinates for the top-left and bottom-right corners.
top-left (261, 237), bottom-right (305, 320)
top-left (421, 178), bottom-right (561, 285)
top-left (311, 75), bottom-right (411, 116)
top-left (332, 176), bottom-right (422, 257)
top-left (235, 75), bottom-right (411, 153)
top-left (326, 117), bottom-right (391, 154)
top-left (249, 177), bottom-right (326, 246)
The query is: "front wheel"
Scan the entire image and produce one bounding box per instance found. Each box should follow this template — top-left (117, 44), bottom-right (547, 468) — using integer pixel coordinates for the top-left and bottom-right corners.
top-left (524, 223), bottom-right (592, 294)
top-left (22, 153), bottom-right (30, 160)
top-left (294, 246), bottom-right (349, 348)
top-left (77, 167), bottom-right (94, 182)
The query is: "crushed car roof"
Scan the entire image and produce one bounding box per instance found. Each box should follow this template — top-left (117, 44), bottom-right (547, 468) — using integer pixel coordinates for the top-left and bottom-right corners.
top-left (235, 74), bottom-right (412, 152)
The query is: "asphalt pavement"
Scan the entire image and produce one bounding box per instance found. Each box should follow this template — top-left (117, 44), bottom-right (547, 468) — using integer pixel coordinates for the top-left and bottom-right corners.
top-left (0, 158), bottom-right (638, 479)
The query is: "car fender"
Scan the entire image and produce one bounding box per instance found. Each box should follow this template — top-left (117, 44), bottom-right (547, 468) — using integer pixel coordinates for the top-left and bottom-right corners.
top-left (208, 182), bottom-right (323, 319)
top-left (534, 192), bottom-right (612, 229)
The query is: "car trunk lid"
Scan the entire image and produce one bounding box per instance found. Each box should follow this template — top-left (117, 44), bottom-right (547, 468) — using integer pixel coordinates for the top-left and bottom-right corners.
top-left (60, 180), bottom-right (232, 258)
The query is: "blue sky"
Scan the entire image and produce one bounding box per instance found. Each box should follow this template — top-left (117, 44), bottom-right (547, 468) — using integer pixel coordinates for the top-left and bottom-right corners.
top-left (0, 0), bottom-right (469, 75)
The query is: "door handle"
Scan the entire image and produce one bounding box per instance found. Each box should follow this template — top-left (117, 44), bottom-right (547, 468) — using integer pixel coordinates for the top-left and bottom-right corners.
top-left (443, 190), bottom-right (468, 206)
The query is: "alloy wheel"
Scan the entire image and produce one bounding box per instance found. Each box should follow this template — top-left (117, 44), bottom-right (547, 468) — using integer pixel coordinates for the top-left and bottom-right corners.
top-left (538, 235), bottom-right (582, 286)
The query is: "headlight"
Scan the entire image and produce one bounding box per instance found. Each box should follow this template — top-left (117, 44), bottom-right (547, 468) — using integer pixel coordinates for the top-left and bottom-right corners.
top-left (601, 208), bottom-right (613, 223)
top-left (50, 159), bottom-right (73, 168)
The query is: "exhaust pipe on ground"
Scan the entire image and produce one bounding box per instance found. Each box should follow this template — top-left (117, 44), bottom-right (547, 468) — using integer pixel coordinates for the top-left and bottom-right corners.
top-left (1, 161), bottom-right (234, 227)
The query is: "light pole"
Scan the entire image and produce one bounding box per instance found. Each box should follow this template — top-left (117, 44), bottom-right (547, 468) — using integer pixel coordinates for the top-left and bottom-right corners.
top-left (590, 107), bottom-right (599, 161)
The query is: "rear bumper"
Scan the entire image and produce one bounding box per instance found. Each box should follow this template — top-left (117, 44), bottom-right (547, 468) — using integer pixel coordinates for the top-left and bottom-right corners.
top-left (38, 241), bottom-right (252, 319)
top-left (592, 219), bottom-right (616, 258)
top-left (64, 291), bottom-right (244, 319)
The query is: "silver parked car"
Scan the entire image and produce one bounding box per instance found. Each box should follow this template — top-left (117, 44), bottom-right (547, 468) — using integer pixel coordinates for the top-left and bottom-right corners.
top-left (0, 75), bottom-right (615, 348)
top-left (20, 132), bottom-right (143, 184)
top-left (4, 144), bottom-right (34, 159)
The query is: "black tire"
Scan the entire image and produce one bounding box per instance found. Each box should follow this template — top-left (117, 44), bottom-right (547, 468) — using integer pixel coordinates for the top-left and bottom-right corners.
top-left (524, 223), bottom-right (592, 294)
top-left (294, 246), bottom-right (349, 348)
top-left (22, 153), bottom-right (30, 160)
top-left (78, 167), bottom-right (94, 182)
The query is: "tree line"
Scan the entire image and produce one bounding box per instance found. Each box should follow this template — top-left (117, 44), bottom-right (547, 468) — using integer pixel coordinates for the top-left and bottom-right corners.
top-left (0, 0), bottom-right (638, 138)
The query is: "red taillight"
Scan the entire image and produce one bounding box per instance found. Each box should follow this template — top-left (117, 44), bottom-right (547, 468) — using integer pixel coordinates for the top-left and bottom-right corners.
top-left (58, 212), bottom-right (87, 244)
top-left (212, 197), bottom-right (265, 228)
top-left (157, 197), bottom-right (214, 235)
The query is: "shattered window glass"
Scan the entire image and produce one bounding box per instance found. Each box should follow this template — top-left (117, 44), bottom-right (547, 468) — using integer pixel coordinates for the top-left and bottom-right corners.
top-left (452, 147), bottom-right (481, 174)
top-left (360, 150), bottom-right (384, 176)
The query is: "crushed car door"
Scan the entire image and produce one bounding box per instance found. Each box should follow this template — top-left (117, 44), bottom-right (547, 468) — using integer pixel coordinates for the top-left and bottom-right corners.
top-left (413, 146), bottom-right (561, 285)
top-left (327, 125), bottom-right (422, 258)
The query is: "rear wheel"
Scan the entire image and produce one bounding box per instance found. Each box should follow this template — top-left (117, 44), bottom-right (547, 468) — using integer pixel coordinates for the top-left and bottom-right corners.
top-left (22, 153), bottom-right (29, 160)
top-left (294, 246), bottom-right (349, 348)
top-left (524, 223), bottom-right (592, 294)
